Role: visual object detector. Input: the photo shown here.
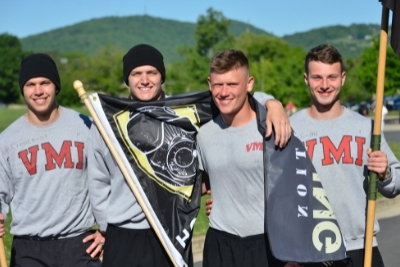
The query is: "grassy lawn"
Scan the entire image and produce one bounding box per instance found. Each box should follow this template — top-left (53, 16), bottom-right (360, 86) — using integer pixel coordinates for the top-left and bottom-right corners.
top-left (0, 107), bottom-right (399, 263)
top-left (0, 108), bottom-right (27, 131)
top-left (389, 142), bottom-right (400, 162)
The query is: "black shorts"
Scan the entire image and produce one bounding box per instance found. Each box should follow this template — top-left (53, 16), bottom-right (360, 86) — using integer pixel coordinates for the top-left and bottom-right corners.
top-left (101, 224), bottom-right (193, 267)
top-left (203, 227), bottom-right (286, 267)
top-left (11, 231), bottom-right (101, 267)
top-left (304, 247), bottom-right (384, 267)
top-left (346, 247), bottom-right (385, 267)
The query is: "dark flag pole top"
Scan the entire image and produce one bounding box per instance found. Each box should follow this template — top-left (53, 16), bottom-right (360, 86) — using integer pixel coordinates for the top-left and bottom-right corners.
top-left (380, 0), bottom-right (400, 57)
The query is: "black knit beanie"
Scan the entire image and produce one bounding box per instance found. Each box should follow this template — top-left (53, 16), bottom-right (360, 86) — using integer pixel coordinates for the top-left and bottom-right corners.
top-left (123, 44), bottom-right (166, 85)
top-left (19, 53), bottom-right (61, 95)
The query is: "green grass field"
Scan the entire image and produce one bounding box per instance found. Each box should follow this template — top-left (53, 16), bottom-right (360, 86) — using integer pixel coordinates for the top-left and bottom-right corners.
top-left (0, 107), bottom-right (399, 264)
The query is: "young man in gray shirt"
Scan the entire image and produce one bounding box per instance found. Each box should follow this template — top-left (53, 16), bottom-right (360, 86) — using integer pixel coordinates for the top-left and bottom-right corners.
top-left (197, 49), bottom-right (298, 267)
top-left (0, 53), bottom-right (104, 267)
top-left (289, 44), bottom-right (399, 267)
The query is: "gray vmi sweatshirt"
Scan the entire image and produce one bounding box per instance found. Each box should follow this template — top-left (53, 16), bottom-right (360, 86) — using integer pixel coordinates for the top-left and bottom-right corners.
top-left (0, 107), bottom-right (95, 237)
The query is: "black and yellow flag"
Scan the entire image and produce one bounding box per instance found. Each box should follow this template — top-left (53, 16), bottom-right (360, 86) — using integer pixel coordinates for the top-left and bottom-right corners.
top-left (90, 91), bottom-right (212, 267)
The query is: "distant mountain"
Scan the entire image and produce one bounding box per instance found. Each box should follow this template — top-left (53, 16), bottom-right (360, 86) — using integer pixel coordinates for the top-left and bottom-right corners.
top-left (20, 15), bottom-right (270, 62)
top-left (20, 15), bottom-right (380, 62)
top-left (282, 24), bottom-right (381, 59)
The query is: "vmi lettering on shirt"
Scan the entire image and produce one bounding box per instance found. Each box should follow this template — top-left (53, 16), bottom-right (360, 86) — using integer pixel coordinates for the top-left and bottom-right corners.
top-left (18, 141), bottom-right (85, 175)
top-left (246, 142), bottom-right (263, 152)
top-left (304, 135), bottom-right (366, 166)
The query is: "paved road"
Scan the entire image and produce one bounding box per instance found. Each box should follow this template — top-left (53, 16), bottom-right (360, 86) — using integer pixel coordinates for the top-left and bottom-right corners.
top-left (377, 215), bottom-right (400, 267)
top-left (383, 116), bottom-right (400, 143)
top-left (384, 131), bottom-right (400, 143)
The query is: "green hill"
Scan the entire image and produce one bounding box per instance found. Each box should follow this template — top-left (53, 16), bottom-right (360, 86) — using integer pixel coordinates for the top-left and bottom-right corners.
top-left (20, 15), bottom-right (381, 62)
top-left (282, 24), bottom-right (381, 58)
top-left (21, 15), bottom-right (270, 63)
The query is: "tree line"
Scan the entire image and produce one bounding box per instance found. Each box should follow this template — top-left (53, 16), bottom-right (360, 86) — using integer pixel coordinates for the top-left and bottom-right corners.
top-left (1, 8), bottom-right (399, 107)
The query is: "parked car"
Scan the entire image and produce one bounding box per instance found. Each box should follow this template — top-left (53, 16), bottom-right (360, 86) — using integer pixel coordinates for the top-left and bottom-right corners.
top-left (392, 98), bottom-right (400, 110)
top-left (386, 95), bottom-right (400, 110)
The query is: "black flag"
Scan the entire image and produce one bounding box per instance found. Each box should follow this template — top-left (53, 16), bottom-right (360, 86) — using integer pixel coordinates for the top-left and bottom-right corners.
top-left (380, 0), bottom-right (400, 57)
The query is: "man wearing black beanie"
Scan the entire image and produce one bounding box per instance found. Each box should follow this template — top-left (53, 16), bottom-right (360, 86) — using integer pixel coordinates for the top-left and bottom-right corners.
top-left (88, 44), bottom-right (293, 267)
top-left (19, 53), bottom-right (61, 95)
top-left (0, 53), bottom-right (104, 267)
top-left (123, 44), bottom-right (167, 101)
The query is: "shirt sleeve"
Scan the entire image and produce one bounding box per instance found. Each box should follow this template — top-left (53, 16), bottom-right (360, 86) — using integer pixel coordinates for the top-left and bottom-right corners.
top-left (0, 145), bottom-right (13, 221)
top-left (252, 92), bottom-right (275, 106)
top-left (87, 124), bottom-right (112, 232)
top-left (377, 133), bottom-right (400, 197)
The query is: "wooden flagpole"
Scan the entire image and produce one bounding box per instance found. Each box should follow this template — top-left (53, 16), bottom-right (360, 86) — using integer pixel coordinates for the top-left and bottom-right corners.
top-left (73, 81), bottom-right (180, 267)
top-left (0, 238), bottom-right (7, 267)
top-left (363, 5), bottom-right (389, 267)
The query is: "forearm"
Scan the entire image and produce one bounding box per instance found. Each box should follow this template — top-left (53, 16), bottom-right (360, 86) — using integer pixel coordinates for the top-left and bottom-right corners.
top-left (378, 140), bottom-right (400, 197)
top-left (253, 92), bottom-right (275, 105)
top-left (378, 165), bottom-right (400, 197)
top-left (253, 92), bottom-right (285, 118)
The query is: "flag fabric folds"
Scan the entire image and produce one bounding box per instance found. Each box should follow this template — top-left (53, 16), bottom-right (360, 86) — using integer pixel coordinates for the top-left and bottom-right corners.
top-left (89, 90), bottom-right (346, 265)
top-left (380, 0), bottom-right (400, 57)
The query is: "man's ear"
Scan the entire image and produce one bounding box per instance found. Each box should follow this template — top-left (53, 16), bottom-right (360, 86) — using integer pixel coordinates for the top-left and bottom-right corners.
top-left (207, 77), bottom-right (212, 91)
top-left (341, 71), bottom-right (346, 86)
top-left (247, 76), bottom-right (254, 92)
top-left (303, 73), bottom-right (309, 86)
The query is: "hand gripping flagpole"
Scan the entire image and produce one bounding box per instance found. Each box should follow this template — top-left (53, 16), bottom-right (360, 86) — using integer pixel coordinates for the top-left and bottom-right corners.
top-left (363, 5), bottom-right (389, 267)
top-left (73, 81), bottom-right (180, 267)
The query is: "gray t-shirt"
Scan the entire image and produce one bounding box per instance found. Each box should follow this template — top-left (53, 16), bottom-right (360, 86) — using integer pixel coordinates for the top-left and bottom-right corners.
top-left (197, 116), bottom-right (265, 237)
